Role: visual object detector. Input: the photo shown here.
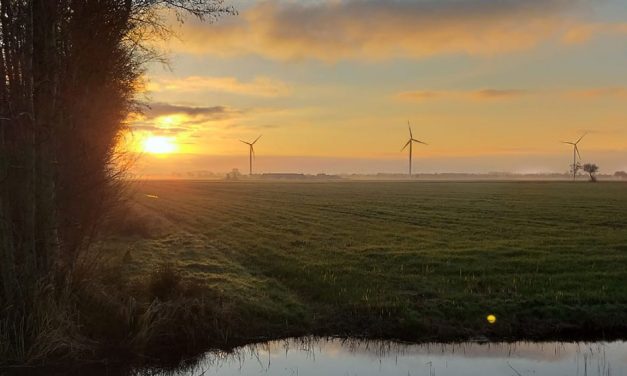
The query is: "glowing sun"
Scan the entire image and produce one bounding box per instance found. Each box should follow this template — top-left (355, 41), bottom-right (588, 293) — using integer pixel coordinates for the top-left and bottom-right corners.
top-left (143, 136), bottom-right (177, 154)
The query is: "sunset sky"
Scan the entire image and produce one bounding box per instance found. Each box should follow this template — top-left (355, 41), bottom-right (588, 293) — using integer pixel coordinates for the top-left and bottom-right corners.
top-left (128, 0), bottom-right (627, 176)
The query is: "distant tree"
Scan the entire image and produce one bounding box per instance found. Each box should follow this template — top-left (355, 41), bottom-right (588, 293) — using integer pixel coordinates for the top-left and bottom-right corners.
top-left (583, 163), bottom-right (599, 182)
top-left (615, 171), bottom-right (627, 180)
top-left (226, 168), bottom-right (241, 180)
top-left (570, 162), bottom-right (582, 178)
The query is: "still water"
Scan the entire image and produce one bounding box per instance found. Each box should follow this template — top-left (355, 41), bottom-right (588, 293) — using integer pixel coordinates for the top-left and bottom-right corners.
top-left (144, 338), bottom-right (626, 376)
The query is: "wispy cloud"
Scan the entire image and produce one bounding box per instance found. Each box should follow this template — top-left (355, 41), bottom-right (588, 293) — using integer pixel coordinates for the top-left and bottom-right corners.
top-left (129, 102), bottom-right (289, 136)
top-left (129, 102), bottom-right (245, 136)
top-left (396, 87), bottom-right (627, 102)
top-left (147, 76), bottom-right (291, 97)
top-left (164, 0), bottom-right (621, 61)
top-left (566, 87), bottom-right (627, 99)
top-left (225, 123), bottom-right (279, 130)
top-left (142, 102), bottom-right (241, 120)
top-left (130, 124), bottom-right (189, 135)
top-left (561, 22), bottom-right (627, 44)
top-left (396, 89), bottom-right (529, 102)
top-left (471, 89), bottom-right (529, 100)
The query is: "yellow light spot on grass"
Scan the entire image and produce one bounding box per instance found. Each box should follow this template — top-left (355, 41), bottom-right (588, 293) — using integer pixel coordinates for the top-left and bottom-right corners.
top-left (487, 314), bottom-right (496, 324)
top-left (146, 194), bottom-right (159, 199)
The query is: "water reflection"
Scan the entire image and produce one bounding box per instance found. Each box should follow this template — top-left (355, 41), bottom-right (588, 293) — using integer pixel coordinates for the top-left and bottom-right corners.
top-left (141, 338), bottom-right (626, 376)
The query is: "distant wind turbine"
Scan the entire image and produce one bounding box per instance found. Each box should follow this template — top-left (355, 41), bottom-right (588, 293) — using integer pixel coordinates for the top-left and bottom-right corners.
top-left (240, 135), bottom-right (262, 176)
top-left (401, 121), bottom-right (427, 176)
top-left (562, 133), bottom-right (586, 181)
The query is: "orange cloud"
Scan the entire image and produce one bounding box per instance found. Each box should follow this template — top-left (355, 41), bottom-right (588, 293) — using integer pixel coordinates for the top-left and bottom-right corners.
top-left (562, 22), bottom-right (627, 44)
top-left (396, 87), bottom-right (627, 102)
top-left (163, 0), bottom-right (624, 61)
top-left (148, 76), bottom-right (290, 97)
top-left (471, 89), bottom-right (528, 100)
top-left (396, 91), bottom-right (441, 101)
top-left (566, 87), bottom-right (627, 99)
top-left (128, 103), bottom-right (245, 137)
top-left (396, 89), bottom-right (529, 102)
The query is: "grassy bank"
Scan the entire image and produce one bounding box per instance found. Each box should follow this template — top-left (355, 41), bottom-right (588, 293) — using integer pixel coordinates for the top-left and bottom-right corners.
top-left (83, 180), bottom-right (627, 354)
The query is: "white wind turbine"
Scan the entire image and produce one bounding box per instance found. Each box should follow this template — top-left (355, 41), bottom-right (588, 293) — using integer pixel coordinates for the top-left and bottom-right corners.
top-left (562, 133), bottom-right (586, 181)
top-left (401, 122), bottom-right (427, 176)
top-left (240, 135), bottom-right (262, 176)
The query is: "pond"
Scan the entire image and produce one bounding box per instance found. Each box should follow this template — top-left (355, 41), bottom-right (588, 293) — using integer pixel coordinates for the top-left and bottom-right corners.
top-left (140, 338), bottom-right (625, 376)
top-left (2, 338), bottom-right (624, 375)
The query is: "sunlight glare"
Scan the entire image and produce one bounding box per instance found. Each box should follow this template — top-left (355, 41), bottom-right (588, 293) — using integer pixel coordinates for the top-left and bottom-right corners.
top-left (143, 136), bottom-right (177, 154)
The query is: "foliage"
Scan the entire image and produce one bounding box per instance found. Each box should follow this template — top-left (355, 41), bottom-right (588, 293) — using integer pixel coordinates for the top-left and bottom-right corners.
top-left (615, 171), bottom-right (627, 179)
top-left (583, 163), bottom-right (599, 182)
top-left (0, 0), bottom-right (234, 364)
top-left (226, 168), bottom-right (242, 180)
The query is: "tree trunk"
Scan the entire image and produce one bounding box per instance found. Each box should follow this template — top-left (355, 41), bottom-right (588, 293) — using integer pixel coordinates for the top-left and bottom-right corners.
top-left (31, 0), bottom-right (60, 275)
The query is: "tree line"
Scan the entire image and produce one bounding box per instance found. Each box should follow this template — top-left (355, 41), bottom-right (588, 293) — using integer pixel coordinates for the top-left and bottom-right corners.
top-left (0, 0), bottom-right (233, 363)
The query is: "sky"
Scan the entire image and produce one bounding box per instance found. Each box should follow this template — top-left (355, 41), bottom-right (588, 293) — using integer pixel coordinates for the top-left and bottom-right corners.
top-left (127, 0), bottom-right (627, 176)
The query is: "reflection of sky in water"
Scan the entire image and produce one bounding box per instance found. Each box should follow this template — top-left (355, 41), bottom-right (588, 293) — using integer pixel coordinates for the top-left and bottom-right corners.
top-left (152, 339), bottom-right (627, 376)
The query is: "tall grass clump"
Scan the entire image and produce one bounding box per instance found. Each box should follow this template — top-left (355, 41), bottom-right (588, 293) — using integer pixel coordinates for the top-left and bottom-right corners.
top-left (67, 256), bottom-right (239, 363)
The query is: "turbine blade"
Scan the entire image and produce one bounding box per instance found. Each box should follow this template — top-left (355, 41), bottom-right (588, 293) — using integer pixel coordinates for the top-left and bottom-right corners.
top-left (240, 140), bottom-right (251, 145)
top-left (252, 134), bottom-right (262, 144)
top-left (412, 139), bottom-right (428, 145)
top-left (408, 121), bottom-right (413, 138)
top-left (562, 141), bottom-right (574, 145)
top-left (576, 133), bottom-right (587, 144)
top-left (251, 146), bottom-right (256, 159)
top-left (575, 145), bottom-right (581, 160)
top-left (401, 140), bottom-right (411, 151)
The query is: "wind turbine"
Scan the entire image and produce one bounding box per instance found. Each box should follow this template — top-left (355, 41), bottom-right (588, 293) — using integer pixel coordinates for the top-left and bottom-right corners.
top-left (562, 133), bottom-right (586, 181)
top-left (240, 135), bottom-right (261, 176)
top-left (401, 121), bottom-right (427, 176)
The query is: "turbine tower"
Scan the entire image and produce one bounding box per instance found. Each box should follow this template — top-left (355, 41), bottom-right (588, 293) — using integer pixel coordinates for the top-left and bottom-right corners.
top-left (562, 133), bottom-right (586, 181)
top-left (240, 135), bottom-right (261, 176)
top-left (401, 121), bottom-right (427, 176)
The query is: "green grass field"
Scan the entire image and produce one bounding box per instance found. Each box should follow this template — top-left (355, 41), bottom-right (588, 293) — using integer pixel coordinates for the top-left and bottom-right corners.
top-left (102, 180), bottom-right (627, 345)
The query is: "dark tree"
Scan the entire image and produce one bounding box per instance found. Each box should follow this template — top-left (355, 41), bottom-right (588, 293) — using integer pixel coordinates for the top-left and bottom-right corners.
top-left (583, 163), bottom-right (599, 182)
top-left (615, 171), bottom-right (627, 180)
top-left (0, 0), bottom-right (234, 362)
